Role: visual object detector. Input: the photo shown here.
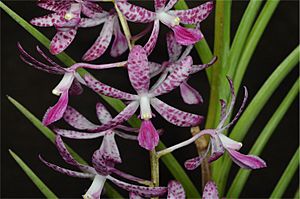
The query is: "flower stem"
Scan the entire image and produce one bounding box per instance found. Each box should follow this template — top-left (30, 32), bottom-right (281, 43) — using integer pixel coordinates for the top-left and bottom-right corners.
top-left (114, 2), bottom-right (133, 50)
top-left (190, 127), bottom-right (212, 189)
top-left (150, 150), bottom-right (159, 199)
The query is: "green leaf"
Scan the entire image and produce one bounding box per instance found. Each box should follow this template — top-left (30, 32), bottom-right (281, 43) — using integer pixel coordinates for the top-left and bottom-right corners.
top-left (227, 0), bottom-right (263, 78)
top-left (1, 3), bottom-right (200, 197)
top-left (226, 78), bottom-right (299, 198)
top-left (270, 147), bottom-right (300, 198)
top-left (294, 188), bottom-right (299, 199)
top-left (7, 96), bottom-right (123, 199)
top-left (9, 149), bottom-right (58, 199)
top-left (174, 0), bottom-right (214, 83)
top-left (233, 0), bottom-right (280, 95)
top-left (216, 45), bottom-right (299, 195)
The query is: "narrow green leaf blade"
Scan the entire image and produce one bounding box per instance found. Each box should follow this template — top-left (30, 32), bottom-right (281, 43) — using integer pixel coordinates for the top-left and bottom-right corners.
top-left (227, 78), bottom-right (299, 198)
top-left (9, 150), bottom-right (58, 199)
top-left (227, 0), bottom-right (263, 78)
top-left (7, 96), bottom-right (123, 199)
top-left (233, 0), bottom-right (280, 94)
top-left (270, 147), bottom-right (300, 198)
top-left (217, 45), bottom-right (299, 195)
top-left (294, 188), bottom-right (299, 199)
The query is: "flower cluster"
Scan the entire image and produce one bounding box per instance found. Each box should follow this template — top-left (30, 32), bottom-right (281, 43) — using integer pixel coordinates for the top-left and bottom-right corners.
top-left (18, 0), bottom-right (267, 198)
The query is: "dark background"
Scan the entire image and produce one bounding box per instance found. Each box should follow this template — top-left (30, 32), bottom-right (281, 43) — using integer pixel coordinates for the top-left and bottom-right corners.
top-left (1, 0), bottom-right (299, 198)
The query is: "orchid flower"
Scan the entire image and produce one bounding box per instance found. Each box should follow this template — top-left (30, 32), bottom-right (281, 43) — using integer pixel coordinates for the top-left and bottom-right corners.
top-left (18, 44), bottom-right (127, 126)
top-left (31, 0), bottom-right (104, 54)
top-left (116, 0), bottom-right (214, 55)
top-left (40, 135), bottom-right (184, 198)
top-left (150, 32), bottom-right (217, 104)
top-left (202, 181), bottom-right (219, 199)
top-left (54, 102), bottom-right (142, 141)
top-left (83, 45), bottom-right (203, 150)
top-left (81, 9), bottom-right (128, 61)
top-left (157, 77), bottom-right (267, 170)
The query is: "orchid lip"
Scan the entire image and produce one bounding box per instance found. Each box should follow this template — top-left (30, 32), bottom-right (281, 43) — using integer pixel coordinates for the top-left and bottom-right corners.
top-left (52, 72), bottom-right (74, 95)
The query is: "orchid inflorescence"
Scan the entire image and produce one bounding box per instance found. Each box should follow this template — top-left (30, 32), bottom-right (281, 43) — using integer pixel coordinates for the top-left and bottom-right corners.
top-left (18, 0), bottom-right (267, 198)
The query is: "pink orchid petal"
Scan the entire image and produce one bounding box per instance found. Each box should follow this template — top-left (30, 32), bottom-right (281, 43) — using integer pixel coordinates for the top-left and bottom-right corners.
top-left (35, 45), bottom-right (62, 68)
top-left (112, 168), bottom-right (149, 184)
top-left (30, 13), bottom-right (61, 27)
top-left (55, 135), bottom-right (95, 173)
top-left (50, 28), bottom-right (77, 54)
top-left (63, 106), bottom-right (100, 130)
top-left (110, 18), bottom-right (128, 57)
top-left (219, 134), bottom-right (242, 151)
top-left (150, 56), bottom-right (193, 97)
top-left (82, 16), bottom-right (114, 61)
top-left (184, 156), bottom-right (205, 170)
top-left (116, 125), bottom-right (139, 133)
top-left (172, 25), bottom-right (203, 45)
top-left (154, 0), bottom-right (167, 11)
top-left (17, 43), bottom-right (65, 74)
top-left (202, 181), bottom-right (219, 199)
top-left (78, 17), bottom-right (106, 28)
top-left (81, 2), bottom-right (104, 18)
top-left (190, 56), bottom-right (217, 74)
top-left (227, 149), bottom-right (267, 169)
top-left (69, 79), bottom-right (83, 96)
top-left (39, 155), bottom-right (94, 178)
top-left (54, 128), bottom-right (106, 139)
top-left (169, 1), bottom-right (214, 24)
top-left (166, 32), bottom-right (182, 62)
top-left (107, 176), bottom-right (168, 197)
top-left (180, 81), bottom-right (203, 104)
top-left (96, 103), bottom-right (113, 124)
top-left (54, 3), bottom-right (81, 28)
top-left (130, 192), bottom-right (143, 199)
top-left (116, 1), bottom-right (156, 23)
top-left (208, 132), bottom-right (225, 163)
top-left (84, 74), bottom-right (138, 101)
top-left (37, 1), bottom-right (71, 12)
top-left (149, 62), bottom-right (165, 78)
top-left (219, 99), bottom-right (227, 122)
top-left (84, 175), bottom-right (106, 199)
top-left (144, 20), bottom-right (160, 55)
top-left (89, 101), bottom-right (139, 132)
top-left (138, 120), bottom-right (159, 150)
top-left (151, 97), bottom-right (203, 127)
top-left (127, 45), bottom-right (150, 94)
top-left (164, 0), bottom-right (178, 11)
top-left (42, 90), bottom-right (69, 126)
top-left (167, 180), bottom-right (185, 199)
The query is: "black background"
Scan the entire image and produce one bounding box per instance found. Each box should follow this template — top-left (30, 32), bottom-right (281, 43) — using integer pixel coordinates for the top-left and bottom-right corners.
top-left (1, 0), bottom-right (299, 198)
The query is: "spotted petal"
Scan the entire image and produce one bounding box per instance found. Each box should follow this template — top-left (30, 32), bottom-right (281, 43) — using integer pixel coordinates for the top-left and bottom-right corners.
top-left (202, 181), bottom-right (219, 199)
top-left (180, 81), bottom-right (203, 104)
top-left (167, 180), bottom-right (185, 199)
top-left (82, 16), bottom-right (114, 61)
top-left (69, 79), bottom-right (84, 96)
top-left (169, 1), bottom-right (214, 24)
top-left (55, 135), bottom-right (95, 173)
top-left (149, 62), bottom-right (165, 78)
top-left (110, 18), bottom-right (128, 57)
top-left (184, 156), bottom-right (205, 170)
top-left (150, 56), bottom-right (193, 97)
top-left (164, 0), bottom-right (178, 11)
top-left (116, 1), bottom-right (156, 23)
top-left (39, 155), bottom-right (94, 178)
top-left (42, 90), bottom-right (69, 126)
top-left (30, 13), bottom-right (61, 27)
top-left (154, 0), bottom-right (167, 11)
top-left (144, 20), bottom-right (160, 55)
top-left (37, 1), bottom-right (71, 12)
top-left (78, 17), bottom-right (107, 28)
top-left (227, 149), bottom-right (267, 169)
top-left (151, 98), bottom-right (203, 127)
top-left (127, 45), bottom-right (150, 94)
top-left (63, 106), bottom-right (99, 130)
top-left (90, 101), bottom-right (139, 132)
top-left (166, 32), bottom-right (182, 62)
top-left (81, 2), bottom-right (105, 18)
top-left (208, 132), bottom-right (225, 163)
top-left (96, 103), bottom-right (113, 124)
top-left (50, 28), bottom-right (77, 54)
top-left (54, 128), bottom-right (107, 139)
top-left (84, 74), bottom-right (138, 101)
top-left (107, 176), bottom-right (168, 197)
top-left (190, 56), bottom-right (217, 74)
top-left (130, 192), bottom-right (144, 199)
